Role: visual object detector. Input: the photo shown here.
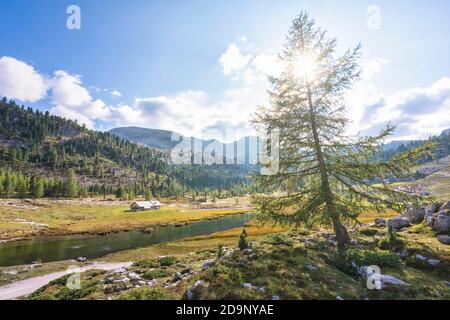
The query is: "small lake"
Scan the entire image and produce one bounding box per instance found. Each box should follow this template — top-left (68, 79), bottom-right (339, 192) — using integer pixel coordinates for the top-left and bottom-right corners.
top-left (0, 213), bottom-right (253, 267)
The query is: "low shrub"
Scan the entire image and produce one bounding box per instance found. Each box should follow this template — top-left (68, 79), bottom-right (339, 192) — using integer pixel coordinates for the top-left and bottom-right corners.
top-left (133, 259), bottom-right (159, 269)
top-left (330, 248), bottom-right (401, 276)
top-left (345, 248), bottom-right (401, 268)
top-left (158, 256), bottom-right (178, 267)
top-left (143, 269), bottom-right (171, 280)
top-left (118, 287), bottom-right (170, 300)
top-left (378, 226), bottom-right (404, 251)
top-left (263, 234), bottom-right (294, 246)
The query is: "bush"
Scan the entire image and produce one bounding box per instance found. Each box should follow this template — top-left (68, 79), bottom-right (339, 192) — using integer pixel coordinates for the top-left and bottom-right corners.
top-left (238, 229), bottom-right (249, 250)
top-left (217, 243), bottom-right (226, 259)
top-left (143, 269), bottom-right (171, 280)
top-left (345, 248), bottom-right (401, 268)
top-left (118, 287), bottom-right (170, 300)
top-left (158, 256), bottom-right (178, 267)
top-left (203, 264), bottom-right (243, 288)
top-left (133, 259), bottom-right (159, 269)
top-left (263, 234), bottom-right (294, 246)
top-left (330, 248), bottom-right (401, 276)
top-left (28, 293), bottom-right (57, 300)
top-left (378, 226), bottom-right (404, 251)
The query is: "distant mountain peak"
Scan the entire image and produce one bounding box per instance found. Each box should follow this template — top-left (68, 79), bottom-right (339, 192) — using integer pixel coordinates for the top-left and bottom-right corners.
top-left (109, 127), bottom-right (181, 150)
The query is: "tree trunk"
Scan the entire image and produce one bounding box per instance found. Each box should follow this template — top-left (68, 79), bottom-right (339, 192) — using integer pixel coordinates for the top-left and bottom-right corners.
top-left (306, 82), bottom-right (351, 248)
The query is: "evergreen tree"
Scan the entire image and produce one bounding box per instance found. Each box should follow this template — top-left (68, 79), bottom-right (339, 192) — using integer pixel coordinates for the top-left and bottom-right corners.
top-left (252, 13), bottom-right (435, 248)
top-left (4, 171), bottom-right (14, 198)
top-left (64, 168), bottom-right (78, 198)
top-left (78, 186), bottom-right (88, 199)
top-left (238, 229), bottom-right (249, 250)
top-left (31, 175), bottom-right (44, 198)
top-left (144, 189), bottom-right (153, 201)
top-left (16, 177), bottom-right (28, 199)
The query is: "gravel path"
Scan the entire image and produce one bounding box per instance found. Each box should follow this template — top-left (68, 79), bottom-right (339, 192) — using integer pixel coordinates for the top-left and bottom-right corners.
top-left (0, 262), bottom-right (133, 300)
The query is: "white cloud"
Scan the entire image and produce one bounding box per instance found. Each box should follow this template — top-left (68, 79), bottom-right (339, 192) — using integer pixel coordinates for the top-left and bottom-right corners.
top-left (49, 70), bottom-right (112, 121)
top-left (351, 77), bottom-right (450, 140)
top-left (111, 41), bottom-right (276, 141)
top-left (0, 56), bottom-right (48, 102)
top-left (219, 43), bottom-right (252, 76)
top-left (361, 58), bottom-right (389, 81)
top-left (0, 56), bottom-right (115, 129)
top-left (111, 90), bottom-right (122, 97)
top-left (50, 105), bottom-right (95, 129)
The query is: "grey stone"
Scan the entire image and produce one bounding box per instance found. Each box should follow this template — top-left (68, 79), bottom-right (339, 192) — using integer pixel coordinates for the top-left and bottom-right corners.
top-left (426, 215), bottom-right (436, 227)
top-left (374, 218), bottom-right (386, 227)
top-left (186, 280), bottom-right (205, 300)
top-left (181, 267), bottom-right (192, 275)
top-left (433, 214), bottom-right (450, 234)
top-left (172, 272), bottom-right (183, 283)
top-left (427, 259), bottom-right (441, 267)
top-left (404, 207), bottom-right (426, 224)
top-left (399, 250), bottom-right (410, 258)
top-left (437, 235), bottom-right (450, 245)
top-left (306, 264), bottom-right (318, 271)
top-left (378, 274), bottom-right (409, 288)
top-left (76, 257), bottom-right (87, 262)
top-left (426, 203), bottom-right (440, 214)
top-left (387, 216), bottom-right (410, 230)
top-left (441, 200), bottom-right (450, 211)
top-left (415, 254), bottom-right (427, 262)
top-left (127, 272), bottom-right (141, 280)
top-left (201, 260), bottom-right (216, 270)
top-left (271, 295), bottom-right (281, 300)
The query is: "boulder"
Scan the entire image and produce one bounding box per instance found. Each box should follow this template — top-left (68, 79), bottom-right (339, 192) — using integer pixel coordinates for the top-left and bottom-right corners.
top-left (426, 203), bottom-right (440, 214)
top-left (437, 235), bottom-right (450, 245)
top-left (377, 274), bottom-right (409, 288)
top-left (181, 267), bottom-right (192, 275)
top-left (306, 264), bottom-right (318, 271)
top-left (127, 272), bottom-right (141, 280)
top-left (172, 272), bottom-right (183, 283)
top-left (76, 257), bottom-right (87, 262)
top-left (404, 207), bottom-right (426, 224)
top-left (427, 259), bottom-right (441, 267)
top-left (441, 200), bottom-right (450, 211)
top-left (186, 280), bottom-right (206, 300)
top-left (399, 250), bottom-right (410, 258)
top-left (415, 254), bottom-right (427, 262)
top-left (374, 218), bottom-right (386, 227)
top-left (358, 266), bottom-right (408, 289)
top-left (387, 216), bottom-right (410, 230)
top-left (433, 214), bottom-right (450, 234)
top-left (426, 215), bottom-right (436, 228)
top-left (201, 260), bottom-right (216, 270)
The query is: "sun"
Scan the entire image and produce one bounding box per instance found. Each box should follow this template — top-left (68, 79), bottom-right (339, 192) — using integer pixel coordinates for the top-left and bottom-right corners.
top-left (292, 53), bottom-right (318, 81)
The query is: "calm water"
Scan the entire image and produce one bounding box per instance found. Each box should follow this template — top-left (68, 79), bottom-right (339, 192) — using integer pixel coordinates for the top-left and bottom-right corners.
top-left (0, 213), bottom-right (252, 267)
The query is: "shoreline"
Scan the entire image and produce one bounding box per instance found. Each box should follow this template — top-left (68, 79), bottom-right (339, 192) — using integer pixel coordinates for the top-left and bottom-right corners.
top-left (0, 198), bottom-right (252, 243)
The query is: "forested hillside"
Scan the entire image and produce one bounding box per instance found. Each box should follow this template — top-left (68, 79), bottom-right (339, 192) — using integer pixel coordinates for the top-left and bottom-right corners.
top-left (379, 130), bottom-right (450, 162)
top-left (0, 98), bottom-right (250, 199)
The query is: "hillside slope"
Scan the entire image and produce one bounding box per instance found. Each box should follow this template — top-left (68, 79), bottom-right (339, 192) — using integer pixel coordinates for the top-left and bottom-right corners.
top-left (0, 98), bottom-right (249, 198)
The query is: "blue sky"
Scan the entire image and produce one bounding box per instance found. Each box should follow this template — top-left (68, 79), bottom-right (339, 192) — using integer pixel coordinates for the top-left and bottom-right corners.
top-left (1, 0), bottom-right (450, 141)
